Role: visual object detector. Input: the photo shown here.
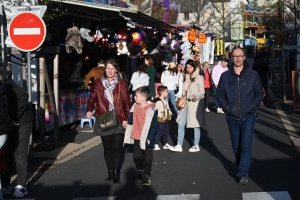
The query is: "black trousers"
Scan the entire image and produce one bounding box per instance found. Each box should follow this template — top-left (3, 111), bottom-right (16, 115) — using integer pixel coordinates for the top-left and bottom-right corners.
top-left (133, 139), bottom-right (153, 176)
top-left (2, 122), bottom-right (31, 187)
top-left (204, 88), bottom-right (210, 108)
top-left (101, 133), bottom-right (124, 169)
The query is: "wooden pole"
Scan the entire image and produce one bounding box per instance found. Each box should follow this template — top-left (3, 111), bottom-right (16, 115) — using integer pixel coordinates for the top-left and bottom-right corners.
top-left (39, 56), bottom-right (46, 145)
top-left (43, 61), bottom-right (60, 146)
top-left (282, 50), bottom-right (286, 100)
top-left (292, 70), bottom-right (296, 113)
top-left (53, 54), bottom-right (59, 119)
top-left (272, 48), bottom-right (276, 84)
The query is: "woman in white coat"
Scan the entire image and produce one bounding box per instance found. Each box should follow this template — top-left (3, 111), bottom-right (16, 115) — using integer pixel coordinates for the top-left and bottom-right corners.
top-left (130, 65), bottom-right (149, 103)
top-left (169, 59), bottom-right (206, 153)
top-left (175, 63), bottom-right (184, 99)
top-left (161, 62), bottom-right (178, 118)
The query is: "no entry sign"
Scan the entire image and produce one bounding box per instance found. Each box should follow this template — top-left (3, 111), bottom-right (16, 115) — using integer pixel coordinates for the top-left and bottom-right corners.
top-left (9, 12), bottom-right (46, 52)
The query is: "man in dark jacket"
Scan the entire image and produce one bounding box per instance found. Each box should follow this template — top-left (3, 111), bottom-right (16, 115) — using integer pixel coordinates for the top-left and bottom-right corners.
top-left (1, 80), bottom-right (34, 197)
top-left (0, 79), bottom-right (8, 137)
top-left (216, 48), bottom-right (264, 185)
top-left (0, 78), bottom-right (8, 200)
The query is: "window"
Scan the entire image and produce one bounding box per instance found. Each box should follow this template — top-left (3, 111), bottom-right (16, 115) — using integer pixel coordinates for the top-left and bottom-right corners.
top-left (184, 12), bottom-right (189, 20)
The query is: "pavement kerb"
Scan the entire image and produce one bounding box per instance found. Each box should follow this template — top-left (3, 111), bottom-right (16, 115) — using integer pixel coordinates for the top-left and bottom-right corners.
top-left (268, 86), bottom-right (300, 154)
top-left (32, 136), bottom-right (102, 165)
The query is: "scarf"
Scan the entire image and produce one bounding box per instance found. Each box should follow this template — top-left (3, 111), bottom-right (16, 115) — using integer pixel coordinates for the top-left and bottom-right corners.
top-left (102, 75), bottom-right (119, 111)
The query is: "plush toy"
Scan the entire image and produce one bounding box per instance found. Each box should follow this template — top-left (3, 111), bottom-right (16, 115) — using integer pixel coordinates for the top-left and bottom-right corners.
top-left (116, 41), bottom-right (129, 55)
top-left (180, 40), bottom-right (193, 64)
top-left (65, 26), bottom-right (83, 54)
top-left (92, 25), bottom-right (102, 43)
top-left (80, 19), bottom-right (94, 42)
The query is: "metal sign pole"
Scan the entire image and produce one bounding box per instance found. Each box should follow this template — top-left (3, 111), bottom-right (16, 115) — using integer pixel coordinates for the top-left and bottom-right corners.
top-left (25, 6), bottom-right (33, 160)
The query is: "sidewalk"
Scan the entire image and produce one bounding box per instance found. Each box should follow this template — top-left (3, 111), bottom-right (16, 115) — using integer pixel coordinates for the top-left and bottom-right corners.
top-left (268, 84), bottom-right (300, 154)
top-left (27, 84), bottom-right (300, 172)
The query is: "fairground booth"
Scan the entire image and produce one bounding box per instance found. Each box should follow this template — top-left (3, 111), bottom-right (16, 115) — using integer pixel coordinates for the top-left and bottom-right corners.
top-left (7, 0), bottom-right (182, 138)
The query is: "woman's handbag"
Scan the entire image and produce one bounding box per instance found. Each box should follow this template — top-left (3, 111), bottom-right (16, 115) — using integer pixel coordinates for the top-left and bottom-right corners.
top-left (175, 85), bottom-right (179, 94)
top-left (176, 95), bottom-right (186, 110)
top-left (176, 82), bottom-right (192, 110)
top-left (97, 83), bottom-right (121, 131)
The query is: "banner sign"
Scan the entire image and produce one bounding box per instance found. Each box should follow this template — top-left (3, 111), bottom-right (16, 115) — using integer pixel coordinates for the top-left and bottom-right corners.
top-left (83, 0), bottom-right (128, 8)
top-left (150, 0), bottom-right (180, 24)
top-left (45, 90), bottom-right (90, 131)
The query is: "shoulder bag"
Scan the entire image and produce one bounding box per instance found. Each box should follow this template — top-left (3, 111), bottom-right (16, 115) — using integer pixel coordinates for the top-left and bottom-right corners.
top-left (97, 83), bottom-right (121, 131)
top-left (176, 82), bottom-right (191, 110)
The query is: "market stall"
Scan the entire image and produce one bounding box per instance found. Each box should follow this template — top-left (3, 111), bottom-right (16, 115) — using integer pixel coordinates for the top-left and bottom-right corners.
top-left (39, 0), bottom-right (179, 132)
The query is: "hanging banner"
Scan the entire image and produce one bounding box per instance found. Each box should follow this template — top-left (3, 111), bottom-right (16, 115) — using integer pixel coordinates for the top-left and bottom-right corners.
top-left (150, 0), bottom-right (180, 24)
top-left (83, 0), bottom-right (128, 8)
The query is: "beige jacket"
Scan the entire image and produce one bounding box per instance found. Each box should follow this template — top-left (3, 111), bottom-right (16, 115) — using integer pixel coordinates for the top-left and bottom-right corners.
top-left (177, 68), bottom-right (206, 128)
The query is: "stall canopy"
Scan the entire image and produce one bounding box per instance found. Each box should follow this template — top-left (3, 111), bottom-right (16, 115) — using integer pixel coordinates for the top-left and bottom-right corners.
top-left (48, 0), bottom-right (175, 32)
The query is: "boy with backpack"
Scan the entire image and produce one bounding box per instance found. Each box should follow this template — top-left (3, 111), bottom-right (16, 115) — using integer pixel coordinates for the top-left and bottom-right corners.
top-left (152, 86), bottom-right (172, 150)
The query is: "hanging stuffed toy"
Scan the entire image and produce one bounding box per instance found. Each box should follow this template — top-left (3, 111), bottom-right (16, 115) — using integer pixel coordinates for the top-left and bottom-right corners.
top-left (180, 32), bottom-right (193, 64)
top-left (65, 26), bottom-right (83, 54)
top-left (116, 41), bottom-right (129, 55)
top-left (92, 25), bottom-right (102, 43)
top-left (80, 19), bottom-right (94, 42)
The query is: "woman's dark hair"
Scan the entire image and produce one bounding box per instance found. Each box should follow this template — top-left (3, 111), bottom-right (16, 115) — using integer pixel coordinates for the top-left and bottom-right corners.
top-left (144, 55), bottom-right (154, 67)
top-left (194, 61), bottom-right (204, 76)
top-left (135, 64), bottom-right (147, 75)
top-left (185, 59), bottom-right (197, 73)
top-left (177, 64), bottom-right (183, 73)
top-left (102, 58), bottom-right (122, 79)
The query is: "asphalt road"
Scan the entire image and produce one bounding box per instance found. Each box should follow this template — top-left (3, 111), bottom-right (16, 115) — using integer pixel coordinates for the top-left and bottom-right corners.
top-left (6, 102), bottom-right (300, 200)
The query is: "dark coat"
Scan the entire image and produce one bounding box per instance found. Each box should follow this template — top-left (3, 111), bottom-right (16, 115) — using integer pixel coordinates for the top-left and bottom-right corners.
top-left (4, 80), bottom-right (34, 126)
top-left (216, 63), bottom-right (264, 122)
top-left (87, 78), bottom-right (131, 124)
top-left (0, 81), bottom-right (8, 135)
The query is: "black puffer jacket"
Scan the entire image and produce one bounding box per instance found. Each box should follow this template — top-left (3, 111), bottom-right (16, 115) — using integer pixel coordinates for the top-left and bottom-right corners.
top-left (0, 81), bottom-right (8, 135)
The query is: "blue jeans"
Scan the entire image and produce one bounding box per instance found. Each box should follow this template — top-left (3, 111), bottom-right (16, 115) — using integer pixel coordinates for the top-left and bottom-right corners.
top-left (212, 84), bottom-right (220, 109)
top-left (177, 108), bottom-right (201, 146)
top-left (166, 90), bottom-right (178, 119)
top-left (227, 115), bottom-right (256, 176)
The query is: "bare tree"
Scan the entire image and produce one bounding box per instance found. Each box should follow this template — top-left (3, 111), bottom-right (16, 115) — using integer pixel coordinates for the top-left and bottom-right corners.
top-left (207, 0), bottom-right (242, 41)
top-left (265, 0), bottom-right (300, 45)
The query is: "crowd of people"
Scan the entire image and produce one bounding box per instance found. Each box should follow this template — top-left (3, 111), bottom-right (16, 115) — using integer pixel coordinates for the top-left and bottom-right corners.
top-left (84, 48), bottom-right (265, 187)
top-left (0, 47), bottom-right (267, 198)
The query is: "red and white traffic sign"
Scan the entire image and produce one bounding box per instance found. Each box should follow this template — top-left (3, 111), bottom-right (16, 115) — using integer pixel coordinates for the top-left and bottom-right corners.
top-left (8, 12), bottom-right (46, 52)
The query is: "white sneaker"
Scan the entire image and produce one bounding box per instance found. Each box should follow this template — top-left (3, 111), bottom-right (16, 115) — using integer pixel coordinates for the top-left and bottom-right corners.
top-left (205, 108), bottom-right (210, 112)
top-left (188, 145), bottom-right (200, 152)
top-left (169, 145), bottom-right (183, 152)
top-left (153, 144), bottom-right (161, 151)
top-left (217, 108), bottom-right (224, 114)
top-left (12, 185), bottom-right (28, 197)
top-left (2, 186), bottom-right (11, 194)
top-left (163, 143), bottom-right (171, 149)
